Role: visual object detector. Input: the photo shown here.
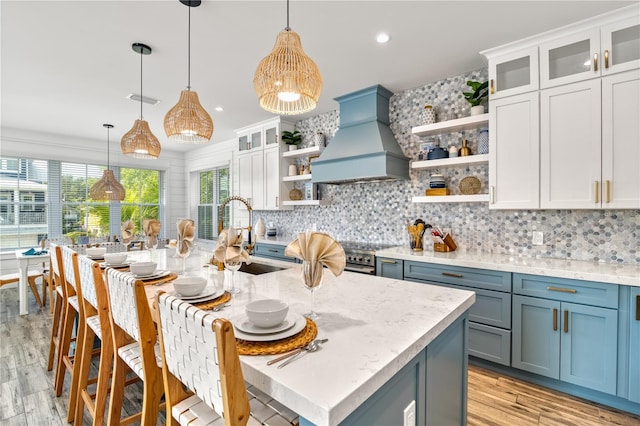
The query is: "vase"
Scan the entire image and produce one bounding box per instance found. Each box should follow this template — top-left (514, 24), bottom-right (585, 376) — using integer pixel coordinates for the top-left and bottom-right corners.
top-left (255, 217), bottom-right (265, 237)
top-left (421, 105), bottom-right (436, 125)
top-left (288, 145), bottom-right (297, 151)
top-left (470, 105), bottom-right (485, 116)
top-left (478, 129), bottom-right (489, 154)
top-left (312, 132), bottom-right (325, 147)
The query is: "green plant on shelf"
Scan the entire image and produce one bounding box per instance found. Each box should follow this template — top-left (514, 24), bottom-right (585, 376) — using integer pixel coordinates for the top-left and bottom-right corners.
top-left (463, 80), bottom-right (489, 107)
top-left (281, 130), bottom-right (302, 145)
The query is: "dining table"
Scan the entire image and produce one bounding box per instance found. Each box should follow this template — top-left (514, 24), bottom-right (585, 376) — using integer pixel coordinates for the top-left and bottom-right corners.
top-left (124, 247), bottom-right (476, 426)
top-left (15, 249), bottom-right (50, 315)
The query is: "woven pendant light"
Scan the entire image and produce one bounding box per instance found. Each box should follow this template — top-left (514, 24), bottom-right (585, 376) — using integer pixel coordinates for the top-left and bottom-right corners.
top-left (254, 0), bottom-right (322, 115)
top-left (164, 0), bottom-right (213, 143)
top-left (121, 43), bottom-right (161, 159)
top-left (90, 124), bottom-right (126, 201)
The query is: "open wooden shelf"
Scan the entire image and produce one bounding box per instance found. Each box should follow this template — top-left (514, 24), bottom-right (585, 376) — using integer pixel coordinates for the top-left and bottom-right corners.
top-left (411, 154), bottom-right (489, 170)
top-left (282, 200), bottom-right (329, 206)
top-left (282, 174), bottom-right (313, 182)
top-left (412, 113), bottom-right (489, 137)
top-left (411, 194), bottom-right (489, 203)
top-left (282, 145), bottom-right (323, 159)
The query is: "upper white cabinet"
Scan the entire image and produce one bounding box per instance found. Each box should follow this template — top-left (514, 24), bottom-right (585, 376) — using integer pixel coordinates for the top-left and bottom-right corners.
top-left (540, 15), bottom-right (640, 89)
top-left (236, 117), bottom-right (294, 210)
top-left (487, 46), bottom-right (539, 100)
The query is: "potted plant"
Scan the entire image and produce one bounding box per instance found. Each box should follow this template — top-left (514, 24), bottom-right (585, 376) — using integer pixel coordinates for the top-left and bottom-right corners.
top-left (463, 80), bottom-right (489, 116)
top-left (282, 130), bottom-right (302, 151)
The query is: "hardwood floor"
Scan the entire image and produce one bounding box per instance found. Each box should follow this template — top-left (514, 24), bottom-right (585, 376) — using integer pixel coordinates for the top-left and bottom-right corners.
top-left (1, 286), bottom-right (639, 425)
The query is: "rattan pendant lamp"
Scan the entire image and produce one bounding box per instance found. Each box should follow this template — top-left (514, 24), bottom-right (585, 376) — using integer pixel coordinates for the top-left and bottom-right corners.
top-left (164, 0), bottom-right (213, 143)
top-left (90, 124), bottom-right (126, 201)
top-left (121, 43), bottom-right (161, 159)
top-left (253, 0), bottom-right (322, 115)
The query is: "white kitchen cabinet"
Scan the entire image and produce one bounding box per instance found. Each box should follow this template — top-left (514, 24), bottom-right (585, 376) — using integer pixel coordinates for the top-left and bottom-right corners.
top-left (540, 15), bottom-right (640, 89)
top-left (489, 92), bottom-right (539, 209)
top-left (235, 117), bottom-right (294, 211)
top-left (541, 71), bottom-right (640, 209)
top-left (486, 46), bottom-right (539, 100)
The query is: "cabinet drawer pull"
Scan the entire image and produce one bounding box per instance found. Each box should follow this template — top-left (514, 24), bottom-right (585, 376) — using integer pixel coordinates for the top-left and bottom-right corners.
top-left (553, 308), bottom-right (558, 331)
top-left (268, 249), bottom-right (279, 253)
top-left (605, 180), bottom-right (611, 203)
top-left (564, 309), bottom-right (569, 333)
top-left (604, 49), bottom-right (609, 69)
top-left (490, 79), bottom-right (495, 94)
top-left (442, 272), bottom-right (463, 278)
top-left (593, 53), bottom-right (598, 72)
top-left (636, 295), bottom-right (639, 321)
top-left (594, 181), bottom-right (599, 204)
top-left (380, 259), bottom-right (397, 264)
top-left (547, 286), bottom-right (577, 294)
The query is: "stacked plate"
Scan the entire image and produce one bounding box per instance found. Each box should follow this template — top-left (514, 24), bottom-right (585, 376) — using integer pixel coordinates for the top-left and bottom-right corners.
top-left (130, 270), bottom-right (171, 281)
top-left (230, 313), bottom-right (306, 342)
top-left (171, 287), bottom-right (224, 304)
top-left (429, 174), bottom-right (446, 188)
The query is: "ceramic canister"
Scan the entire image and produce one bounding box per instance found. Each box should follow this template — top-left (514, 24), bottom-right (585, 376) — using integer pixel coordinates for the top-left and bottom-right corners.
top-left (478, 129), bottom-right (489, 154)
top-left (421, 105), bottom-right (436, 125)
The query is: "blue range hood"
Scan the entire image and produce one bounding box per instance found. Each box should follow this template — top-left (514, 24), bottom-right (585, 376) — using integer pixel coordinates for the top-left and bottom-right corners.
top-left (312, 85), bottom-right (409, 184)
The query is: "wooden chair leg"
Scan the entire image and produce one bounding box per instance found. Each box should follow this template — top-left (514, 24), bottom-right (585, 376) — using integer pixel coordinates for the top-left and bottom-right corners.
top-left (27, 276), bottom-right (44, 307)
top-left (141, 379), bottom-right (164, 426)
top-left (88, 336), bottom-right (113, 426)
top-left (107, 355), bottom-right (127, 426)
top-left (48, 291), bottom-right (63, 371)
top-left (54, 303), bottom-right (77, 396)
top-left (67, 314), bottom-right (89, 422)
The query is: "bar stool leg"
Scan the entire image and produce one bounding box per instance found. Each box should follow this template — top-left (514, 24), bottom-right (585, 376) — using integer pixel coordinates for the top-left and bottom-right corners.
top-left (47, 290), bottom-right (63, 371)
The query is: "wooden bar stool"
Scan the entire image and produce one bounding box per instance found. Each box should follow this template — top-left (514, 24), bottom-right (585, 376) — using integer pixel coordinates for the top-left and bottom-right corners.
top-left (0, 270), bottom-right (44, 308)
top-left (105, 268), bottom-right (165, 425)
top-left (156, 292), bottom-right (299, 426)
top-left (47, 244), bottom-right (67, 373)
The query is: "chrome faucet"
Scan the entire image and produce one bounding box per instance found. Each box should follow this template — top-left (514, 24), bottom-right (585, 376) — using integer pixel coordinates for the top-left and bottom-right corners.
top-left (218, 195), bottom-right (254, 255)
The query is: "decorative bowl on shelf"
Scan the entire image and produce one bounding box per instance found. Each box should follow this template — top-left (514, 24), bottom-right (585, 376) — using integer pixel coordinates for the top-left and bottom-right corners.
top-left (289, 188), bottom-right (303, 200)
top-left (459, 176), bottom-right (482, 195)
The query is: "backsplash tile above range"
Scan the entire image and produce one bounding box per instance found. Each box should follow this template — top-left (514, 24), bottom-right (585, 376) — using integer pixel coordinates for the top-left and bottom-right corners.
top-left (255, 69), bottom-right (640, 265)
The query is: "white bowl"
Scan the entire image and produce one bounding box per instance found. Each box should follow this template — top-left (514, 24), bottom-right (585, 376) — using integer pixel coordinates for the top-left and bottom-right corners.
top-left (172, 276), bottom-right (207, 297)
top-left (103, 252), bottom-right (128, 265)
top-left (85, 247), bottom-right (107, 257)
top-left (245, 299), bottom-right (289, 328)
top-left (129, 261), bottom-right (157, 276)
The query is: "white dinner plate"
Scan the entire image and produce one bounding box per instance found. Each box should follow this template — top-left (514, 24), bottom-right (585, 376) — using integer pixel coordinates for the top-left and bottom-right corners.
top-left (230, 314), bottom-right (306, 342)
top-left (170, 287), bottom-right (222, 302)
top-left (87, 255), bottom-right (104, 260)
top-left (100, 261), bottom-right (132, 269)
top-left (131, 270), bottom-right (170, 280)
top-left (233, 313), bottom-right (298, 335)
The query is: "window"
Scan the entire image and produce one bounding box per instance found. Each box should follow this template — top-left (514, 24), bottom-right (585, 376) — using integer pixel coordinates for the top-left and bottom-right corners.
top-left (61, 162), bottom-right (108, 239)
top-left (120, 168), bottom-right (161, 237)
top-left (0, 157), bottom-right (48, 249)
top-left (196, 167), bottom-right (229, 240)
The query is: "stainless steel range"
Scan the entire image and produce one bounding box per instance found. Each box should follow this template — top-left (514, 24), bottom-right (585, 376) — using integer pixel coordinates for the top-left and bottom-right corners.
top-left (340, 241), bottom-right (396, 275)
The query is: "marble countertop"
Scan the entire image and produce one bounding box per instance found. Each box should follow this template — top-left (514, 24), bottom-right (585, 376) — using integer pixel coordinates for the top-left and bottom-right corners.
top-left (141, 249), bottom-right (475, 426)
top-left (375, 247), bottom-right (640, 287)
top-left (254, 236), bottom-right (293, 246)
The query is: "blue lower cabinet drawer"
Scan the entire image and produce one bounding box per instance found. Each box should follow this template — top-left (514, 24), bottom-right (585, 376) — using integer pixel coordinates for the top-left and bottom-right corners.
top-left (253, 243), bottom-right (296, 263)
top-left (469, 322), bottom-right (511, 366)
top-left (513, 274), bottom-right (618, 309)
top-left (404, 261), bottom-right (511, 292)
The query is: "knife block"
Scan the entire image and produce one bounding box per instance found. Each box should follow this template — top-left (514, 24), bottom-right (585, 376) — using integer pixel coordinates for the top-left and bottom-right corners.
top-left (433, 234), bottom-right (457, 252)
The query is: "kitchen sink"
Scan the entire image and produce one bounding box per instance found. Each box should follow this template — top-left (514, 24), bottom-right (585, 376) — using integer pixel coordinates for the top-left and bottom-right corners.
top-left (238, 262), bottom-right (287, 275)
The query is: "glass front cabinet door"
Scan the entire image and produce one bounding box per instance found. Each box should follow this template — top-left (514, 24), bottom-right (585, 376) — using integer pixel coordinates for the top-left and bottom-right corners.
top-left (487, 46), bottom-right (539, 99)
top-left (540, 28), bottom-right (601, 88)
top-left (601, 17), bottom-right (640, 75)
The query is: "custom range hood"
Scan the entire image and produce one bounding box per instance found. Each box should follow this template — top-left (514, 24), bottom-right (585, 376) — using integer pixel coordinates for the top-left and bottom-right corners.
top-left (312, 85), bottom-right (409, 184)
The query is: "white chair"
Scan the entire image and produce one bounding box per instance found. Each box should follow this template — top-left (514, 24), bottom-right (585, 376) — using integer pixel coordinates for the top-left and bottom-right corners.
top-left (155, 292), bottom-right (299, 426)
top-left (105, 268), bottom-right (165, 425)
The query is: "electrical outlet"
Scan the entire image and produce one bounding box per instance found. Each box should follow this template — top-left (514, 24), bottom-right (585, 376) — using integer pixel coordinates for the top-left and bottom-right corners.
top-left (532, 231), bottom-right (544, 245)
top-left (403, 400), bottom-right (416, 426)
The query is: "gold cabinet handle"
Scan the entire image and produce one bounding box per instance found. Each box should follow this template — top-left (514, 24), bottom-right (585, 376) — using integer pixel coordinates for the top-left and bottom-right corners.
top-left (604, 50), bottom-right (609, 69)
top-left (380, 259), bottom-right (397, 264)
top-left (553, 308), bottom-right (558, 331)
top-left (268, 249), bottom-right (279, 253)
top-left (547, 286), bottom-right (577, 294)
top-left (594, 181), bottom-right (600, 204)
top-left (593, 53), bottom-right (598, 71)
top-left (605, 180), bottom-right (611, 203)
top-left (490, 79), bottom-right (495, 94)
top-left (636, 295), bottom-right (639, 321)
top-left (442, 272), bottom-right (463, 278)
top-left (564, 309), bottom-right (569, 333)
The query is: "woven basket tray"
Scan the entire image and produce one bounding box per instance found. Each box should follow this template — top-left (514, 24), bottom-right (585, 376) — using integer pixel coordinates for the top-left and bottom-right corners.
top-left (193, 292), bottom-right (231, 310)
top-left (236, 318), bottom-right (317, 356)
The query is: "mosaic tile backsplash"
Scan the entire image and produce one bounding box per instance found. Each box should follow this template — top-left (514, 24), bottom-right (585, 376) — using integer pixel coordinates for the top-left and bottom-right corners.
top-left (256, 68), bottom-right (640, 265)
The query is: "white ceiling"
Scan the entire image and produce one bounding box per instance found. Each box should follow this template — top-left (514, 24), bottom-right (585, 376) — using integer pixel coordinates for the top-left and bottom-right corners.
top-left (1, 1), bottom-right (634, 154)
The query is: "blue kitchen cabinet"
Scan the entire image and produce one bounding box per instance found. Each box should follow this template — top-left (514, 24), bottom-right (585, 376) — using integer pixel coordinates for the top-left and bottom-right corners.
top-left (376, 257), bottom-right (403, 279)
top-left (252, 242), bottom-right (297, 263)
top-left (630, 287), bottom-right (640, 403)
top-left (404, 261), bottom-right (512, 366)
top-left (512, 274), bottom-right (619, 395)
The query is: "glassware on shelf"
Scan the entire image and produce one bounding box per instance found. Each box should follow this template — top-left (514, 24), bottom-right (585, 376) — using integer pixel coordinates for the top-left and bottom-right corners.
top-left (301, 260), bottom-right (323, 319)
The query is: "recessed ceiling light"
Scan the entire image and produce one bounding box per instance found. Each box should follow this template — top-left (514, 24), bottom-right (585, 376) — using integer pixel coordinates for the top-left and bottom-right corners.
top-left (215, 106), bottom-right (224, 112)
top-left (376, 33), bottom-right (390, 44)
top-left (126, 93), bottom-right (160, 105)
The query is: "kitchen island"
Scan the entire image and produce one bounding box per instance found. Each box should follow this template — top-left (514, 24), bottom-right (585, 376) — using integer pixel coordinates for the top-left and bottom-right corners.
top-left (144, 250), bottom-right (476, 426)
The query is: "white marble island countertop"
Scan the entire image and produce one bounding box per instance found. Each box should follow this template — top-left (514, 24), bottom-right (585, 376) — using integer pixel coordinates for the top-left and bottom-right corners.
top-left (375, 247), bottom-right (640, 287)
top-left (145, 250), bottom-right (475, 426)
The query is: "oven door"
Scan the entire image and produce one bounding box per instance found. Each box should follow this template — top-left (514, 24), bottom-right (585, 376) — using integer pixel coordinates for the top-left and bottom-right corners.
top-left (344, 263), bottom-right (376, 275)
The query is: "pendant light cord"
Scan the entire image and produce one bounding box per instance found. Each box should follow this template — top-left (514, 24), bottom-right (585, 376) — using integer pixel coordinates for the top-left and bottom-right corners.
top-left (187, 5), bottom-right (191, 89)
top-left (139, 49), bottom-right (143, 119)
top-left (106, 126), bottom-right (110, 170)
top-left (285, 0), bottom-right (290, 30)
